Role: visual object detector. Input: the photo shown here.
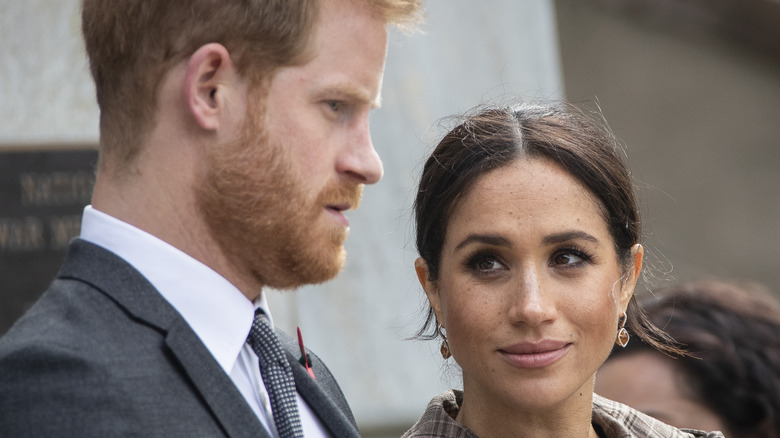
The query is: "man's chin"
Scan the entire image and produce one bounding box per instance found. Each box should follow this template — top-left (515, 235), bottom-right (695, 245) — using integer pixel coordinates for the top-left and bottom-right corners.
top-left (259, 245), bottom-right (347, 290)
top-left (306, 246), bottom-right (347, 285)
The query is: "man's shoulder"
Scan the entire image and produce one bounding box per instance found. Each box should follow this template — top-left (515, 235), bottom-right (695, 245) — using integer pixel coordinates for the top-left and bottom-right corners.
top-left (1, 275), bottom-right (121, 350)
top-left (0, 279), bottom-right (133, 435)
top-left (0, 239), bottom-right (177, 398)
top-left (0, 266), bottom-right (237, 437)
top-left (4, 239), bottom-right (185, 343)
top-left (0, 271), bottom-right (165, 381)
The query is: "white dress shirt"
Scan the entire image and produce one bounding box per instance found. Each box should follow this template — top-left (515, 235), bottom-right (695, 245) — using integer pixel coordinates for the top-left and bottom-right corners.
top-left (79, 206), bottom-right (330, 437)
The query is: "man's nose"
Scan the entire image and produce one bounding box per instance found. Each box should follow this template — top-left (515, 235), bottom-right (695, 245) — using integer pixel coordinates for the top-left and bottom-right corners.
top-left (337, 120), bottom-right (383, 184)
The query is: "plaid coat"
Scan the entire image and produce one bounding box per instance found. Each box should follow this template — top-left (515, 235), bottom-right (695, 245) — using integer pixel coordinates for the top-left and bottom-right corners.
top-left (402, 390), bottom-right (726, 438)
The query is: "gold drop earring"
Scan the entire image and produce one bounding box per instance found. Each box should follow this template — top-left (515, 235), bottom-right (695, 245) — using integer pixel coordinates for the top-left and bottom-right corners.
top-left (437, 324), bottom-right (451, 359)
top-left (616, 312), bottom-right (630, 347)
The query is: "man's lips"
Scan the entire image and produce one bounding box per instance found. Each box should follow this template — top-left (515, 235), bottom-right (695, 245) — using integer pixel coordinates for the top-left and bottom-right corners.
top-left (498, 340), bottom-right (571, 369)
top-left (325, 204), bottom-right (351, 227)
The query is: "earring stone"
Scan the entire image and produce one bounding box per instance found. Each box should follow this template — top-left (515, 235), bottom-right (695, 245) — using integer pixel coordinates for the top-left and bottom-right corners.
top-left (616, 327), bottom-right (630, 347)
top-left (440, 340), bottom-right (451, 359)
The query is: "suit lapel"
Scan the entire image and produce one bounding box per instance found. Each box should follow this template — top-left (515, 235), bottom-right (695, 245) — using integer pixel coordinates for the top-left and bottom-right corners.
top-left (166, 319), bottom-right (268, 438)
top-left (278, 338), bottom-right (361, 438)
top-left (59, 239), bottom-right (267, 438)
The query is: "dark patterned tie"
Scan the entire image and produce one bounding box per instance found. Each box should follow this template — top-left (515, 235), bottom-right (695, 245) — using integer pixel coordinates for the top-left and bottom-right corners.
top-left (246, 309), bottom-right (304, 438)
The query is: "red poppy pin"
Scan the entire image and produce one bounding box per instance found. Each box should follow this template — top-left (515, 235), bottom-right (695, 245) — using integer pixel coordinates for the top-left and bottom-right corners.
top-left (297, 327), bottom-right (316, 380)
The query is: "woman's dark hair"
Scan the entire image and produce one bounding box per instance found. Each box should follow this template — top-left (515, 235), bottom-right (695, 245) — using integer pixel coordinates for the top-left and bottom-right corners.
top-left (413, 101), bottom-right (678, 354)
top-left (608, 280), bottom-right (780, 438)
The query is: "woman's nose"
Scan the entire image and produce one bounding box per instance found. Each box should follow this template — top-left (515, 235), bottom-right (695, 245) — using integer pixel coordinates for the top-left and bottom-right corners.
top-left (507, 267), bottom-right (557, 326)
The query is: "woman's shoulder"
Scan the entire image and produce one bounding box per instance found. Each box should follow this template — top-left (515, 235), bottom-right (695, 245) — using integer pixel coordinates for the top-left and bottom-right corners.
top-left (592, 394), bottom-right (725, 438)
top-left (402, 390), bottom-right (479, 438)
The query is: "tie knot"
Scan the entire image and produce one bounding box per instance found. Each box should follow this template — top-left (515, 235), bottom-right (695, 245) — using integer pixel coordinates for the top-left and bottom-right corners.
top-left (248, 310), bottom-right (286, 367)
top-left (253, 308), bottom-right (271, 328)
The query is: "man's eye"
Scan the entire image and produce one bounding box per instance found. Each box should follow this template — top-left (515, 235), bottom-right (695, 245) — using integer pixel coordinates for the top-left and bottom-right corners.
top-left (327, 101), bottom-right (341, 112)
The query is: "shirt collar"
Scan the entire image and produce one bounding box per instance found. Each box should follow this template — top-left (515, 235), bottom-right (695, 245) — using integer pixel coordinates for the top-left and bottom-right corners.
top-left (79, 205), bottom-right (272, 374)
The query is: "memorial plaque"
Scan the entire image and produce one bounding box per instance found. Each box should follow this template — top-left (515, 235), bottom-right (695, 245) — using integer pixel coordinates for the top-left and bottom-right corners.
top-left (0, 148), bottom-right (98, 335)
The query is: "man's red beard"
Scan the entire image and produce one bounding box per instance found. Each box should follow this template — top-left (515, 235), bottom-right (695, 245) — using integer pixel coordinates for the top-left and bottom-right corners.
top-left (195, 106), bottom-right (362, 290)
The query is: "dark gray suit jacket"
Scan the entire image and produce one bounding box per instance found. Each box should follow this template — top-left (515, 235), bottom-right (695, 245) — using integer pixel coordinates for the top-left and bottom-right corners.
top-left (0, 239), bottom-right (361, 437)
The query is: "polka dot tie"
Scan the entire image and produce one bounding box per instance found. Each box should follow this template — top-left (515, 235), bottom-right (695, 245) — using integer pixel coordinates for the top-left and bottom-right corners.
top-left (247, 310), bottom-right (304, 438)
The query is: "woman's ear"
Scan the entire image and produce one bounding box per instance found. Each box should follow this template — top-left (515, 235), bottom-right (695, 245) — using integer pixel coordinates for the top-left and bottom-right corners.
top-left (620, 244), bottom-right (644, 310)
top-left (415, 257), bottom-right (442, 321)
top-left (183, 43), bottom-right (241, 131)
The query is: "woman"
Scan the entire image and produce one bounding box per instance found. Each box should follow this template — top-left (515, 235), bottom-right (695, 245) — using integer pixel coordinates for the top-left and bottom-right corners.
top-left (596, 279), bottom-right (780, 437)
top-left (404, 101), bottom-right (724, 437)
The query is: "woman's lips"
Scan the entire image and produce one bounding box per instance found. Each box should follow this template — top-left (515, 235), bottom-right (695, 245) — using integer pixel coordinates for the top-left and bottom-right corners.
top-left (498, 340), bottom-right (571, 369)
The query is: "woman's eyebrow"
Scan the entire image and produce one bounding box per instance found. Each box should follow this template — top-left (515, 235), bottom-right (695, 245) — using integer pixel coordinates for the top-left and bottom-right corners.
top-left (542, 230), bottom-right (600, 246)
top-left (455, 234), bottom-right (510, 251)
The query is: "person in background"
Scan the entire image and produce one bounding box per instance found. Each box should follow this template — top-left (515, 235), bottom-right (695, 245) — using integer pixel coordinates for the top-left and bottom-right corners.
top-left (596, 279), bottom-right (780, 437)
top-left (0, 0), bottom-right (422, 437)
top-left (404, 101), bottom-right (724, 437)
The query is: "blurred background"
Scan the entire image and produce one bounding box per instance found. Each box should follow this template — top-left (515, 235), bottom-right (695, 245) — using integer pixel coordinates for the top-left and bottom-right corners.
top-left (1, 0), bottom-right (779, 436)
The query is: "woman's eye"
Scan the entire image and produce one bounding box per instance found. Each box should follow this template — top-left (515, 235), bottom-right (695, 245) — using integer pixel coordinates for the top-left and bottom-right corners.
top-left (476, 259), bottom-right (503, 271)
top-left (466, 253), bottom-right (506, 274)
top-left (554, 253), bottom-right (583, 266)
top-left (551, 246), bottom-right (595, 268)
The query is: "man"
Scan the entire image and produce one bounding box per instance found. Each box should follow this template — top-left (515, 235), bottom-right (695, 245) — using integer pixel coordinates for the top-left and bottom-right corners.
top-left (0, 0), bottom-right (422, 437)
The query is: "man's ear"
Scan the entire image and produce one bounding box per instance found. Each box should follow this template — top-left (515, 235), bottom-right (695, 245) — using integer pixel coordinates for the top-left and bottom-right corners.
top-left (183, 43), bottom-right (239, 131)
top-left (415, 257), bottom-right (443, 324)
top-left (619, 244), bottom-right (644, 311)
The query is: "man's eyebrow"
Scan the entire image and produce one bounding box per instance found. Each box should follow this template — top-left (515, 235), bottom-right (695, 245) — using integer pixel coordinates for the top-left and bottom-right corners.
top-left (542, 230), bottom-right (600, 246)
top-left (320, 85), bottom-right (382, 109)
top-left (455, 234), bottom-right (511, 251)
